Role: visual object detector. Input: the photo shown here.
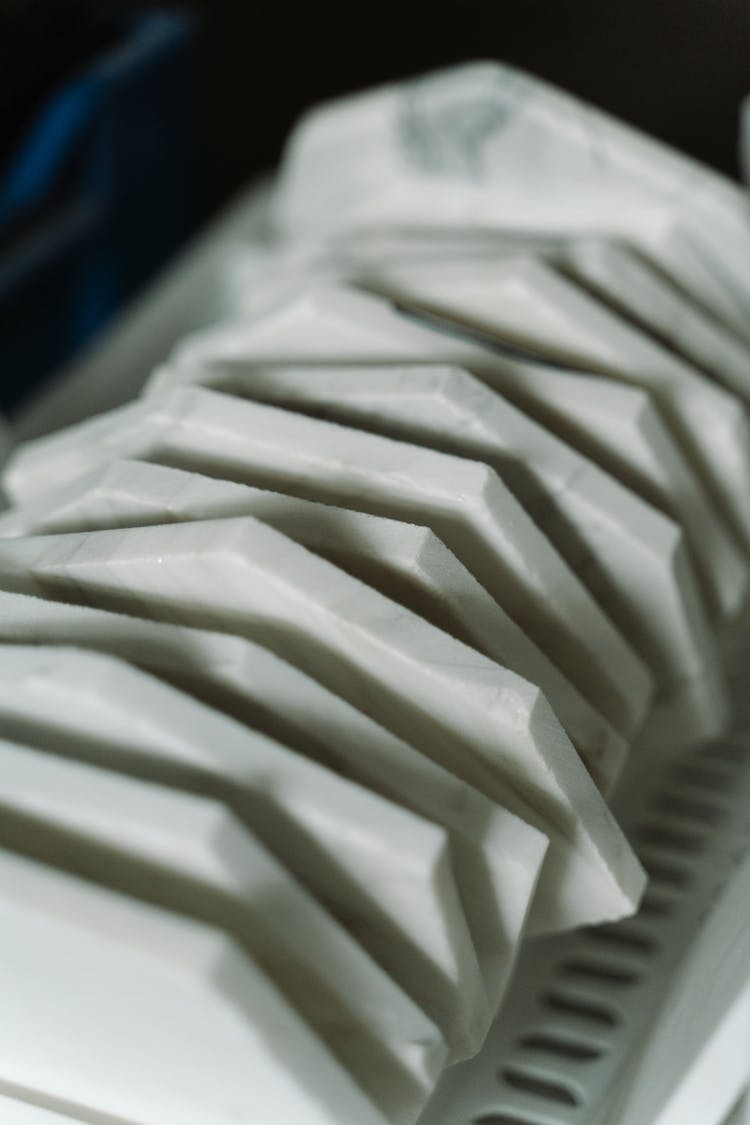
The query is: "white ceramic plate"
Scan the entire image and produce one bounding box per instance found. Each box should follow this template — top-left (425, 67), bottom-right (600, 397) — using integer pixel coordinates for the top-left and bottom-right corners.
top-left (0, 517), bottom-right (645, 933)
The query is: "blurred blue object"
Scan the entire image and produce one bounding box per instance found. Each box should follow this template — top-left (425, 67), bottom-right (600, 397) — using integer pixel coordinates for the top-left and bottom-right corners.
top-left (0, 7), bottom-right (201, 413)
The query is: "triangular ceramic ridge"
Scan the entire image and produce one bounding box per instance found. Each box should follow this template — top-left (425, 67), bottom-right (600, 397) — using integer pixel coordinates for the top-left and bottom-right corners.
top-left (0, 457), bottom-right (627, 793)
top-left (161, 283), bottom-right (742, 595)
top-left (484, 356), bottom-right (742, 614)
top-left (653, 224), bottom-right (750, 346)
top-left (299, 221), bottom-right (750, 411)
top-left (240, 224), bottom-right (570, 278)
top-left (0, 641), bottom-right (484, 1059)
top-left (2, 387), bottom-right (651, 740)
top-left (281, 227), bottom-right (750, 430)
top-left (555, 238), bottom-right (750, 405)
top-left (159, 281), bottom-right (737, 531)
top-left (224, 237), bottom-right (750, 545)
top-left (252, 229), bottom-right (750, 411)
top-left (6, 280), bottom-right (717, 575)
top-left (278, 61), bottom-right (747, 245)
top-left (0, 726), bottom-right (445, 1121)
top-left (340, 254), bottom-right (750, 548)
top-left (0, 727), bottom-right (444, 1120)
top-left (277, 61), bottom-right (747, 249)
top-left (235, 223), bottom-right (748, 353)
top-left (0, 396), bottom-right (650, 746)
top-left (275, 61), bottom-right (750, 339)
top-left (0, 848), bottom-right (391, 1125)
top-left (224, 235), bottom-right (564, 333)
top-left (328, 225), bottom-right (750, 371)
top-left (232, 229), bottom-right (750, 405)
top-left (0, 517), bottom-right (646, 933)
top-left (0, 589), bottom-right (547, 1006)
top-left (146, 358), bottom-right (733, 706)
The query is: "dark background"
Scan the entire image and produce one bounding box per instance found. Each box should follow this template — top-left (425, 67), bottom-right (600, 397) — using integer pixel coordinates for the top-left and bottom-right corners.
top-left (3, 0), bottom-right (750, 217)
top-left (1, 0), bottom-right (748, 410)
top-left (191, 0), bottom-right (750, 210)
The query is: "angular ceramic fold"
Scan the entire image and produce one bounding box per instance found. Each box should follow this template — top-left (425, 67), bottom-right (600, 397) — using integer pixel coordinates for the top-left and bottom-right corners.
top-left (0, 848), bottom-right (391, 1125)
top-left (238, 223), bottom-right (750, 372)
top-left (2, 386), bottom-right (651, 741)
top-left (164, 283), bottom-right (739, 589)
top-left (157, 283), bottom-right (735, 741)
top-left (0, 516), bottom-right (646, 933)
top-left (218, 235), bottom-right (750, 598)
top-left (146, 358), bottom-right (732, 707)
top-left (338, 254), bottom-right (750, 551)
top-left (554, 238), bottom-right (750, 407)
top-left (0, 457), bottom-right (627, 793)
top-left (0, 640), bottom-right (483, 1058)
top-left (229, 231), bottom-right (750, 416)
top-left (228, 229), bottom-right (750, 561)
top-left (0, 588), bottom-right (547, 1012)
top-left (0, 719), bottom-right (446, 1121)
top-left (275, 61), bottom-right (750, 340)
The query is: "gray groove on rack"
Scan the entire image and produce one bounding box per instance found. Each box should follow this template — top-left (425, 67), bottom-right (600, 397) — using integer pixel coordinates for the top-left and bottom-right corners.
top-left (421, 660), bottom-right (750, 1125)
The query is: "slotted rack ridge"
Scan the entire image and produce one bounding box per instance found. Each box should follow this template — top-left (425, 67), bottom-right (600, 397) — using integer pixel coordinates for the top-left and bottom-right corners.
top-left (422, 619), bottom-right (750, 1124)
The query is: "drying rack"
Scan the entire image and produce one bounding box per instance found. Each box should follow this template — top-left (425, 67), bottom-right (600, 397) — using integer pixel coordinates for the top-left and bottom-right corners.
top-left (13, 178), bottom-right (750, 1125)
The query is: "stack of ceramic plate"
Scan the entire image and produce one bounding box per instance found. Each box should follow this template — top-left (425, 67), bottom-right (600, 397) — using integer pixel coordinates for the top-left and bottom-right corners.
top-left (0, 62), bottom-right (748, 1125)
